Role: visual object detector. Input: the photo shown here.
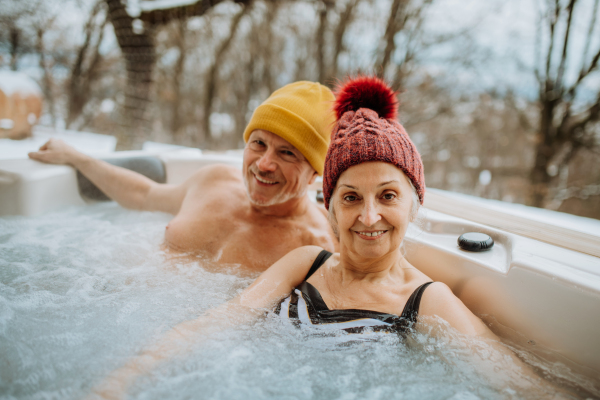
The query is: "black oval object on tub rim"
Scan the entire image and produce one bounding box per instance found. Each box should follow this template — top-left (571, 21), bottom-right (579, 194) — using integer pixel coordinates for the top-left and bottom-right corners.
top-left (458, 232), bottom-right (494, 252)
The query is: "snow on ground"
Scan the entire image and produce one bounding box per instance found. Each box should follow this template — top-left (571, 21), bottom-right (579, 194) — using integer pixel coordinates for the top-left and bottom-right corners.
top-left (0, 126), bottom-right (117, 160)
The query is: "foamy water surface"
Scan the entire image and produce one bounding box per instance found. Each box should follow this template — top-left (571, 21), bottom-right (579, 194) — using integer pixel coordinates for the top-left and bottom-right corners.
top-left (0, 204), bottom-right (596, 399)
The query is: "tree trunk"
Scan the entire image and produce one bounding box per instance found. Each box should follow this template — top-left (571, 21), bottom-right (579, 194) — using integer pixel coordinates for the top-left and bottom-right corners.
top-left (529, 89), bottom-right (558, 207)
top-left (36, 28), bottom-right (57, 127)
top-left (379, 0), bottom-right (407, 77)
top-left (529, 0), bottom-right (600, 208)
top-left (171, 20), bottom-right (187, 142)
top-left (331, 0), bottom-right (360, 79)
top-left (203, 5), bottom-right (249, 148)
top-left (105, 0), bottom-right (157, 150)
top-left (67, 0), bottom-right (107, 129)
top-left (9, 27), bottom-right (19, 71)
top-left (316, 0), bottom-right (333, 84)
top-left (261, 0), bottom-right (280, 94)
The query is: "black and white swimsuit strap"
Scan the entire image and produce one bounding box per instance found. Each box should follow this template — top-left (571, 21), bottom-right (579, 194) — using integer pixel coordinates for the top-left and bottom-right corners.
top-left (304, 249), bottom-right (333, 280)
top-left (399, 280), bottom-right (434, 325)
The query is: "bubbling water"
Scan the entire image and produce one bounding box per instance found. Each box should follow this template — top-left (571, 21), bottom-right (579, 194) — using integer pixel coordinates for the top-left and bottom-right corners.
top-left (0, 204), bottom-right (595, 399)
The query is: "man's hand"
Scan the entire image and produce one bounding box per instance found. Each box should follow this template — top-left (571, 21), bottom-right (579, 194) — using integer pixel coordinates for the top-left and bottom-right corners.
top-left (28, 139), bottom-right (85, 166)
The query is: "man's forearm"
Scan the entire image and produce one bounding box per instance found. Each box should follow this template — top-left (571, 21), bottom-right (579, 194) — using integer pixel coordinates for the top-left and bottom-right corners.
top-left (70, 154), bottom-right (156, 210)
top-left (28, 139), bottom-right (173, 212)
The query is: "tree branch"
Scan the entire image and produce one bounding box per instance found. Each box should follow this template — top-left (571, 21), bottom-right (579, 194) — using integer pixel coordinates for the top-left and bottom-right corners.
top-left (203, 3), bottom-right (251, 144)
top-left (583, 0), bottom-right (599, 61)
top-left (566, 93), bottom-right (600, 141)
top-left (139, 0), bottom-right (251, 26)
top-left (379, 0), bottom-right (406, 76)
top-left (331, 0), bottom-right (360, 79)
top-left (261, 0), bottom-right (280, 94)
top-left (36, 26), bottom-right (56, 127)
top-left (567, 47), bottom-right (600, 99)
top-left (554, 0), bottom-right (576, 93)
top-left (544, 0), bottom-right (560, 85)
top-left (392, 0), bottom-right (432, 88)
top-left (316, 0), bottom-right (334, 83)
top-left (534, 6), bottom-right (543, 86)
top-left (171, 20), bottom-right (187, 139)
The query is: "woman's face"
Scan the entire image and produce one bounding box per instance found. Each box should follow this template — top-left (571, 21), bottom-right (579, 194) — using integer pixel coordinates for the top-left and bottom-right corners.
top-left (331, 162), bottom-right (415, 260)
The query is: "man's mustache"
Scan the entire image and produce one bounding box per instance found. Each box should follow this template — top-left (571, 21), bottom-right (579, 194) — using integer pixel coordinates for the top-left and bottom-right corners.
top-left (249, 166), bottom-right (279, 182)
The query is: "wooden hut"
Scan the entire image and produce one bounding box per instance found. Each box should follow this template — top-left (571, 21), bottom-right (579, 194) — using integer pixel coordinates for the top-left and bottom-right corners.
top-left (0, 71), bottom-right (43, 140)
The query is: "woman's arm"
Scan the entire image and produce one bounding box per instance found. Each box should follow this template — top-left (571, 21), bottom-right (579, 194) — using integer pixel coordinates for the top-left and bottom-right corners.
top-left (87, 246), bottom-right (324, 399)
top-left (417, 282), bottom-right (494, 338)
top-left (416, 283), bottom-right (571, 397)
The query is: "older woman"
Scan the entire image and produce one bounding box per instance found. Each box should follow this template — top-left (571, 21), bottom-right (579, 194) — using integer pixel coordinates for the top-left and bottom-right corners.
top-left (91, 77), bottom-right (526, 398)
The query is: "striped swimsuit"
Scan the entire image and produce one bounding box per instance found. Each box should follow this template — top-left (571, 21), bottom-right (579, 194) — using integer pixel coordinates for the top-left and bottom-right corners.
top-left (275, 250), bottom-right (433, 336)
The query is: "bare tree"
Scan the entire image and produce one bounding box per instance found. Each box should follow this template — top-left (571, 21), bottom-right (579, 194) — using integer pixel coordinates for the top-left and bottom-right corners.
top-left (104, 0), bottom-right (157, 148)
top-left (170, 20), bottom-right (187, 141)
top-left (261, 0), bottom-right (281, 94)
top-left (203, 3), bottom-right (251, 146)
top-left (530, 0), bottom-right (600, 207)
top-left (379, 0), bottom-right (408, 76)
top-left (35, 24), bottom-right (57, 127)
top-left (103, 0), bottom-right (251, 149)
top-left (376, 0), bottom-right (434, 88)
top-left (9, 27), bottom-right (20, 71)
top-left (316, 0), bottom-right (334, 83)
top-left (66, 0), bottom-right (108, 129)
top-left (0, 0), bottom-right (36, 71)
top-left (330, 0), bottom-right (360, 80)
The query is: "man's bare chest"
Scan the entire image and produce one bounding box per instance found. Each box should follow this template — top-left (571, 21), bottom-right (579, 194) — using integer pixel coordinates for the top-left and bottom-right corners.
top-left (164, 206), bottom-right (313, 271)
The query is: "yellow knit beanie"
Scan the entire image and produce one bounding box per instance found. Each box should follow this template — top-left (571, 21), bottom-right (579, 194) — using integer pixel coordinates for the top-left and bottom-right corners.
top-left (243, 81), bottom-right (335, 175)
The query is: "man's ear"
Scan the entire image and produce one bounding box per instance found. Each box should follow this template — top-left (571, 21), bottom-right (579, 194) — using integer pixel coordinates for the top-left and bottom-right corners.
top-left (308, 171), bottom-right (318, 185)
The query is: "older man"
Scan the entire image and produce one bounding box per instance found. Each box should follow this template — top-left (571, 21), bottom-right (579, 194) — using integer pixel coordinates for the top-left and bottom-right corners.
top-left (28, 81), bottom-right (337, 272)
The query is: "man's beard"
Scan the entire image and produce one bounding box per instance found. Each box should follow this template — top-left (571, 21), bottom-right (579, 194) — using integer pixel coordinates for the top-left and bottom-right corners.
top-left (243, 167), bottom-right (306, 207)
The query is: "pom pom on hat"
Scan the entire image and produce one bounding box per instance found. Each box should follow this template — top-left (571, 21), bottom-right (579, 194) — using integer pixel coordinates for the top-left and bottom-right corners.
top-left (334, 75), bottom-right (399, 121)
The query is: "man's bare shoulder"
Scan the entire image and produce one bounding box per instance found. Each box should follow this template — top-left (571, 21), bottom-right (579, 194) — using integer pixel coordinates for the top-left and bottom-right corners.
top-left (313, 202), bottom-right (328, 218)
top-left (299, 202), bottom-right (337, 251)
top-left (186, 164), bottom-right (242, 188)
top-left (305, 201), bottom-right (332, 229)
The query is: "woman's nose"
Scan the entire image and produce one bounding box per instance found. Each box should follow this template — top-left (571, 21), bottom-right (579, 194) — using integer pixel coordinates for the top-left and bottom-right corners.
top-left (358, 200), bottom-right (381, 227)
top-left (256, 149), bottom-right (277, 172)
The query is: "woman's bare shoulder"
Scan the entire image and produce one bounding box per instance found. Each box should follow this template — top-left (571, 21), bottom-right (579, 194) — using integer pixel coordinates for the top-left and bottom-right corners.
top-left (421, 281), bottom-right (454, 296)
top-left (279, 245), bottom-right (329, 267)
top-left (250, 246), bottom-right (329, 298)
top-left (418, 282), bottom-right (491, 337)
top-left (419, 281), bottom-right (466, 313)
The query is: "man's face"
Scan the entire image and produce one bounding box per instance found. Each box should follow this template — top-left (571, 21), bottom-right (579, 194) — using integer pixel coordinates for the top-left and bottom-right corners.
top-left (243, 130), bottom-right (318, 207)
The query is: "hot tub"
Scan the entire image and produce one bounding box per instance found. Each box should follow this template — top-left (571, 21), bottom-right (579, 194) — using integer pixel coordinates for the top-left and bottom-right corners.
top-left (1, 149), bottom-right (599, 398)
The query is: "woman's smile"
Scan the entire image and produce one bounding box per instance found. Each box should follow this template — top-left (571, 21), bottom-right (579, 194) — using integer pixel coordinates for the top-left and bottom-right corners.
top-left (353, 229), bottom-right (389, 239)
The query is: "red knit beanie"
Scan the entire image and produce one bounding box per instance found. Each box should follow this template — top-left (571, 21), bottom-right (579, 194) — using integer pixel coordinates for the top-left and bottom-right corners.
top-left (323, 76), bottom-right (425, 210)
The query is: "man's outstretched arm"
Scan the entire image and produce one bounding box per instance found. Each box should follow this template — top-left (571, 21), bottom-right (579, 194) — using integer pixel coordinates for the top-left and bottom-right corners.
top-left (28, 139), bottom-right (186, 215)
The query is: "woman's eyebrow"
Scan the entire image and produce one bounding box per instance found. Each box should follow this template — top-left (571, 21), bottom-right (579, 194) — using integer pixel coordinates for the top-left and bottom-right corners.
top-left (340, 184), bottom-right (357, 189)
top-left (377, 180), bottom-right (399, 187)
